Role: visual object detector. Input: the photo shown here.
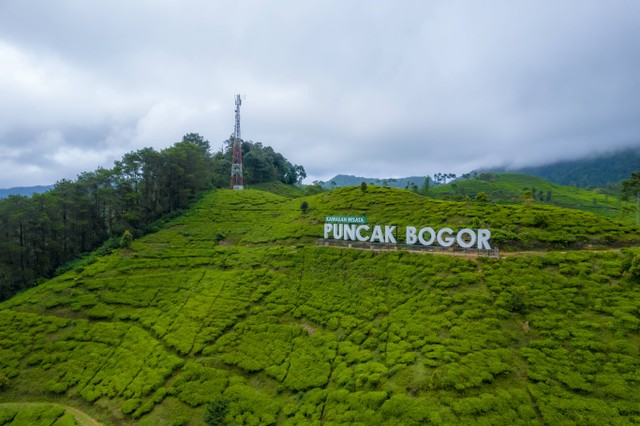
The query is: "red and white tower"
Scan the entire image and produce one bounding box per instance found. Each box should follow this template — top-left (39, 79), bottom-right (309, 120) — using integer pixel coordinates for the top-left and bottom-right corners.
top-left (230, 94), bottom-right (244, 190)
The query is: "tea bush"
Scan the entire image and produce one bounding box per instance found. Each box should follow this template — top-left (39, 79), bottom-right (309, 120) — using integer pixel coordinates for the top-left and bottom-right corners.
top-left (0, 188), bottom-right (639, 424)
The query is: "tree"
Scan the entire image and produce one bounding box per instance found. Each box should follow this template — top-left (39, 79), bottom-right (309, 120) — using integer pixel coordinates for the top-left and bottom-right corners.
top-left (0, 133), bottom-right (307, 302)
top-left (204, 397), bottom-right (229, 426)
top-left (300, 200), bottom-right (309, 214)
top-left (475, 192), bottom-right (488, 203)
top-left (622, 172), bottom-right (640, 225)
top-left (284, 165), bottom-right (307, 185)
top-left (360, 182), bottom-right (368, 193)
top-left (421, 176), bottom-right (430, 195)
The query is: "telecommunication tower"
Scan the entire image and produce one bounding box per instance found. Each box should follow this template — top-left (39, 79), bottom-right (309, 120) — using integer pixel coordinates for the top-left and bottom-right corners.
top-left (230, 94), bottom-right (244, 190)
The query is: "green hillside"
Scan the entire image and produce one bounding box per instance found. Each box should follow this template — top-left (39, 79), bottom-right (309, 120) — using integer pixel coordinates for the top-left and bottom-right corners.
top-left (490, 147), bottom-right (640, 188)
top-left (429, 173), bottom-right (632, 221)
top-left (1, 187), bottom-right (640, 425)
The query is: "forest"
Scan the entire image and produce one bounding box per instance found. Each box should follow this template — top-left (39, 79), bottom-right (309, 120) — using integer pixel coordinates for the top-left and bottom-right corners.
top-left (0, 187), bottom-right (639, 425)
top-left (0, 134), bottom-right (305, 301)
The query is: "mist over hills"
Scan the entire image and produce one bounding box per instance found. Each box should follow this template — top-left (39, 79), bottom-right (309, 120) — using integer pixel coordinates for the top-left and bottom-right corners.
top-left (489, 147), bottom-right (640, 188)
top-left (322, 175), bottom-right (428, 190)
top-left (324, 147), bottom-right (640, 190)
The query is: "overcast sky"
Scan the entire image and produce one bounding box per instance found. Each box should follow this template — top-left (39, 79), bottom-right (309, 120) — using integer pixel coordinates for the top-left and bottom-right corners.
top-left (1, 1), bottom-right (639, 187)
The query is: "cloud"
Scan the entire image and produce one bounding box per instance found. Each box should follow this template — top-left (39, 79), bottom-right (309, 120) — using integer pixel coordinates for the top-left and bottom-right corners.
top-left (0, 1), bottom-right (639, 187)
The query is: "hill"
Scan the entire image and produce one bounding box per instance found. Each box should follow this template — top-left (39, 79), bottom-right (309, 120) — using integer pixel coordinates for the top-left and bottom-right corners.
top-left (429, 173), bottom-right (633, 222)
top-left (323, 174), bottom-right (427, 190)
top-left (1, 187), bottom-right (640, 425)
top-left (326, 147), bottom-right (640, 193)
top-left (489, 147), bottom-right (640, 188)
top-left (0, 185), bottom-right (54, 199)
top-left (0, 134), bottom-right (307, 302)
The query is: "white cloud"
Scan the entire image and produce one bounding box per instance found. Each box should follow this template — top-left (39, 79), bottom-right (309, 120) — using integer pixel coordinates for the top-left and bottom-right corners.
top-left (0, 1), bottom-right (639, 187)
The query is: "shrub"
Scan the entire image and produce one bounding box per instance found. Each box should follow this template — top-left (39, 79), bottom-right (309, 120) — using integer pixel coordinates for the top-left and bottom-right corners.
top-left (628, 254), bottom-right (640, 283)
top-left (0, 373), bottom-right (9, 390)
top-left (121, 230), bottom-right (134, 248)
top-left (205, 397), bottom-right (229, 426)
top-left (173, 417), bottom-right (188, 426)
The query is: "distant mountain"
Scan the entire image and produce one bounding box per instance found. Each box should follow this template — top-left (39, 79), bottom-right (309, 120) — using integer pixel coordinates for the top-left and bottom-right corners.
top-left (489, 147), bottom-right (640, 188)
top-left (0, 185), bottom-right (54, 199)
top-left (323, 174), bottom-right (427, 189)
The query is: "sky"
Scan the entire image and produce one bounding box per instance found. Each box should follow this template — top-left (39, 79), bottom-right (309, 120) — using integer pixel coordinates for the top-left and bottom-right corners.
top-left (1, 1), bottom-right (639, 188)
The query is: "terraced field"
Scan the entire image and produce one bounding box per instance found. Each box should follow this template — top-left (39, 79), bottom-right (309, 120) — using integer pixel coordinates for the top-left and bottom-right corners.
top-left (429, 173), bottom-right (631, 221)
top-left (1, 187), bottom-right (639, 424)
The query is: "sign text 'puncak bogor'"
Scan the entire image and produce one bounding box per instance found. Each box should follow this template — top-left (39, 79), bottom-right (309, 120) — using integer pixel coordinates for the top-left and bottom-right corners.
top-left (323, 221), bottom-right (492, 250)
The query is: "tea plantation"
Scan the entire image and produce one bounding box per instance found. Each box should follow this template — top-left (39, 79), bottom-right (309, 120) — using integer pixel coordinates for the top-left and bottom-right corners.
top-left (1, 187), bottom-right (639, 425)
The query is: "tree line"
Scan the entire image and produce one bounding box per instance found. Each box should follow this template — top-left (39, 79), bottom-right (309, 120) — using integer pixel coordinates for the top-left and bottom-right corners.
top-left (0, 133), bottom-right (305, 301)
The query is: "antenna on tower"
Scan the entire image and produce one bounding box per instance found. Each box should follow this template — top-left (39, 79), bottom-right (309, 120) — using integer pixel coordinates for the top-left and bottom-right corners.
top-left (230, 94), bottom-right (244, 190)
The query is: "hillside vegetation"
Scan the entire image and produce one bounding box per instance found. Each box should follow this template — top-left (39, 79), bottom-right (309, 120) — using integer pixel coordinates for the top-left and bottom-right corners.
top-left (429, 173), bottom-right (633, 222)
top-left (0, 134), bottom-right (306, 302)
top-left (1, 187), bottom-right (640, 425)
top-left (491, 147), bottom-right (640, 188)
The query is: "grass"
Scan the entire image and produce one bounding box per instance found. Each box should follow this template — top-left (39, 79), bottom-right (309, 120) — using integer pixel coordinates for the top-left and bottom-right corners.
top-left (0, 187), bottom-right (639, 424)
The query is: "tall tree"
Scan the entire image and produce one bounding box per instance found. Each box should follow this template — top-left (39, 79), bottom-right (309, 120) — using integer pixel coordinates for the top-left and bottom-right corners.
top-left (0, 133), bottom-right (304, 301)
top-left (421, 176), bottom-right (430, 194)
top-left (622, 172), bottom-right (640, 224)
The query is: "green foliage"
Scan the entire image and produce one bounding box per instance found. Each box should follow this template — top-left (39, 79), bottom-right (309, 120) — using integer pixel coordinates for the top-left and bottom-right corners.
top-left (507, 147), bottom-right (640, 188)
top-left (430, 172), bottom-right (636, 222)
top-left (475, 191), bottom-right (488, 202)
top-left (300, 200), bottom-right (309, 214)
top-left (121, 230), bottom-right (134, 248)
top-left (0, 408), bottom-right (16, 424)
top-left (0, 405), bottom-right (66, 426)
top-left (621, 171), bottom-right (640, 224)
top-left (621, 171), bottom-right (640, 200)
top-left (628, 254), bottom-right (640, 283)
top-left (1, 186), bottom-right (640, 424)
top-left (204, 397), bottom-right (230, 426)
top-left (0, 373), bottom-right (8, 390)
top-left (0, 134), bottom-right (303, 302)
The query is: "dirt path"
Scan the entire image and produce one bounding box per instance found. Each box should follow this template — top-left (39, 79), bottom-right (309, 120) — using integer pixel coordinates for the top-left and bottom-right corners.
top-left (319, 241), bottom-right (629, 259)
top-left (0, 402), bottom-right (103, 426)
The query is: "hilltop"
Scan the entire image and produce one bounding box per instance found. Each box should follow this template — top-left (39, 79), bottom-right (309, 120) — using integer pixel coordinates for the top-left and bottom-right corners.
top-left (1, 187), bottom-right (639, 425)
top-left (0, 185), bottom-right (54, 199)
top-left (322, 172), bottom-right (637, 224)
top-left (490, 147), bottom-right (640, 188)
top-left (428, 173), bottom-right (632, 222)
top-left (322, 174), bottom-right (427, 190)
top-left (325, 147), bottom-right (640, 191)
